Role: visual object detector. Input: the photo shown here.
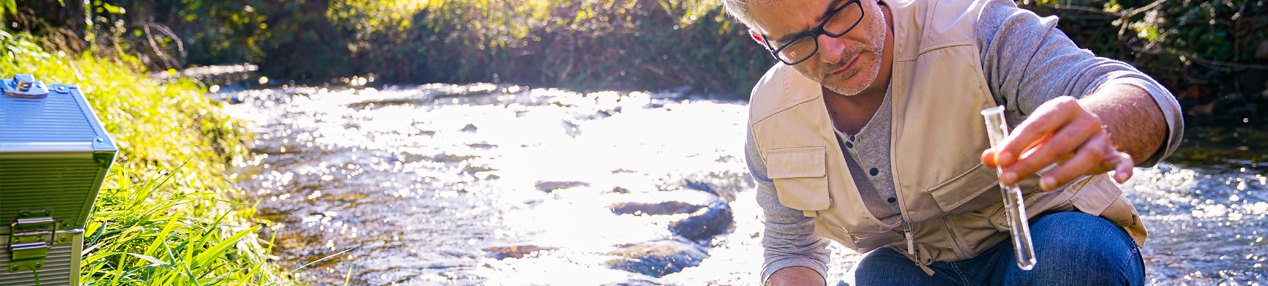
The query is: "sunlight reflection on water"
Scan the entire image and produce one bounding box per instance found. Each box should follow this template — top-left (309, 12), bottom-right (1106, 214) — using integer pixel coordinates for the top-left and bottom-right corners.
top-left (220, 83), bottom-right (1265, 285)
top-left (221, 83), bottom-right (856, 285)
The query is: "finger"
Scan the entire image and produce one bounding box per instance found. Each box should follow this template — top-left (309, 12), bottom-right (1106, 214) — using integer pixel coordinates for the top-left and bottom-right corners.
top-left (1109, 151), bottom-right (1135, 183)
top-left (996, 133), bottom-right (1052, 185)
top-left (982, 148), bottom-right (998, 168)
top-left (1037, 133), bottom-right (1108, 190)
top-left (1000, 115), bottom-right (1100, 185)
top-left (998, 138), bottom-right (1048, 186)
top-left (996, 97), bottom-right (1079, 167)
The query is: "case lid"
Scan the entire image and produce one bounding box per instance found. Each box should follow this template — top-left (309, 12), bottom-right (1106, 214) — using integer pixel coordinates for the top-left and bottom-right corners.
top-left (0, 74), bottom-right (116, 153)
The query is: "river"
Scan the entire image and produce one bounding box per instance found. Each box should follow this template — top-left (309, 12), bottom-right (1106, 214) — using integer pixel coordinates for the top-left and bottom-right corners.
top-left (217, 83), bottom-right (1266, 285)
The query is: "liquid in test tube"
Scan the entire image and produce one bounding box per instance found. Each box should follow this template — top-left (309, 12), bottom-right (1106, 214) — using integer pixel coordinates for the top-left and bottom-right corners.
top-left (981, 105), bottom-right (1037, 271)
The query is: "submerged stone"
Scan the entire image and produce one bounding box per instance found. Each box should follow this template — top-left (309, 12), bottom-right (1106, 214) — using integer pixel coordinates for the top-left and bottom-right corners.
top-left (534, 181), bottom-right (590, 193)
top-left (485, 245), bottom-right (555, 260)
top-left (607, 192), bottom-right (735, 241)
top-left (683, 180), bottom-right (714, 194)
top-left (466, 142), bottom-right (497, 149)
top-left (670, 200), bottom-right (733, 241)
top-left (605, 239), bottom-right (708, 277)
top-left (429, 153), bottom-right (477, 163)
top-left (609, 201), bottom-right (702, 216)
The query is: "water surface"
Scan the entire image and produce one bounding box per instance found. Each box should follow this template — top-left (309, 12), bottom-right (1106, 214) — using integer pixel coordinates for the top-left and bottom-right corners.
top-left (219, 83), bottom-right (1266, 285)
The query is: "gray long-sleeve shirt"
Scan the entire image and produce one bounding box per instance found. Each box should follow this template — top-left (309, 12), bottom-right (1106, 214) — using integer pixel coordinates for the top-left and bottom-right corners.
top-left (747, 0), bottom-right (1185, 282)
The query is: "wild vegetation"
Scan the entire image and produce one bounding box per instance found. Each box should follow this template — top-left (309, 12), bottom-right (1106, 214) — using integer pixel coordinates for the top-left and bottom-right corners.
top-left (7, 0), bottom-right (1267, 104)
top-left (1023, 0), bottom-right (1268, 120)
top-left (1, 29), bottom-right (284, 284)
top-left (6, 0), bottom-right (771, 96)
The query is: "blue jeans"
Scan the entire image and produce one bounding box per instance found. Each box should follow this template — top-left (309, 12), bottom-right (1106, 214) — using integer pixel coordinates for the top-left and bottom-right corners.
top-left (850, 212), bottom-right (1145, 286)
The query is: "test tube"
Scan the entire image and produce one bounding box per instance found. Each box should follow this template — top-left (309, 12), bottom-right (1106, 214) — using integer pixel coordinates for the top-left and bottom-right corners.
top-left (980, 106), bottom-right (1037, 271)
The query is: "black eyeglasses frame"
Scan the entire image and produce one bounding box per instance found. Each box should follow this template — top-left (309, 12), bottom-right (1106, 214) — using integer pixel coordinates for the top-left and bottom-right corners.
top-left (761, 0), bottom-right (865, 65)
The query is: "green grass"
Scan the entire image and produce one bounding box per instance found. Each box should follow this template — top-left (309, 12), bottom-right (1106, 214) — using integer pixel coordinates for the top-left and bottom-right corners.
top-left (2, 30), bottom-right (287, 285)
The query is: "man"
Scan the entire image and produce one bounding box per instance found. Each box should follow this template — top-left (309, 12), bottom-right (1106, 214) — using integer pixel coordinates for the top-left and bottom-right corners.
top-left (724, 0), bottom-right (1183, 284)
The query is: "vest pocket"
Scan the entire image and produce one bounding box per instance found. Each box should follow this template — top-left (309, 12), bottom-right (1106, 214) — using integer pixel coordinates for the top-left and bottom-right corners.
top-left (924, 163), bottom-right (1000, 213)
top-left (816, 215), bottom-right (859, 249)
top-left (767, 146), bottom-right (830, 211)
top-left (1101, 197), bottom-right (1147, 248)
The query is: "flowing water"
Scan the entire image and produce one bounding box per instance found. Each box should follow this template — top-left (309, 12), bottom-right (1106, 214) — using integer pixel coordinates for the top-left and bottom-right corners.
top-left (217, 83), bottom-right (1267, 285)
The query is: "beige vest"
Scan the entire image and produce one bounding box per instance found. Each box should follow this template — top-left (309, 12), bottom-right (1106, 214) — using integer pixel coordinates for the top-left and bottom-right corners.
top-left (748, 0), bottom-right (1146, 264)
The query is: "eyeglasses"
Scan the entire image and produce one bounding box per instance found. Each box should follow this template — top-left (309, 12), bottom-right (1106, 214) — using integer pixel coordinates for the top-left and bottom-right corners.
top-left (761, 0), bottom-right (865, 65)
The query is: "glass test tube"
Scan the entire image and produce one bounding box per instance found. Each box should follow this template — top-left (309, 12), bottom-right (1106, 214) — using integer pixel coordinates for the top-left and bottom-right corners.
top-left (980, 106), bottom-right (1037, 271)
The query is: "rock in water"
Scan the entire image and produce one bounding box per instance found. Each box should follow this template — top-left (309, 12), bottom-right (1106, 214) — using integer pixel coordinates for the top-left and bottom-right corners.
top-left (533, 181), bottom-right (590, 193)
top-left (683, 179), bottom-right (715, 195)
top-left (670, 200), bottom-right (733, 241)
top-left (609, 201), bottom-right (703, 216)
top-left (486, 245), bottom-right (555, 260)
top-left (606, 191), bottom-right (735, 241)
top-left (605, 239), bottom-right (708, 277)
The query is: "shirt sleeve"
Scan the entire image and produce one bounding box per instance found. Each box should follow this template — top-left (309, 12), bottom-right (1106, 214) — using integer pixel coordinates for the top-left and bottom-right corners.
top-left (747, 127), bottom-right (833, 283)
top-left (975, 0), bottom-right (1184, 167)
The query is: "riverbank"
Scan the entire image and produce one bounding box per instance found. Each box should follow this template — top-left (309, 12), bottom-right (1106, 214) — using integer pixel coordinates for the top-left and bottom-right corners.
top-left (1, 30), bottom-right (285, 284)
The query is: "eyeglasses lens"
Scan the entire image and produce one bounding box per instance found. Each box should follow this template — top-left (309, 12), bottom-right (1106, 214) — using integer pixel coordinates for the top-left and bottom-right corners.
top-left (774, 1), bottom-right (863, 65)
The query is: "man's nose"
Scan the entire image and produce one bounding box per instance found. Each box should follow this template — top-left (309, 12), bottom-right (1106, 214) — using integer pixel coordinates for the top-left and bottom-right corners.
top-left (817, 34), bottom-right (848, 64)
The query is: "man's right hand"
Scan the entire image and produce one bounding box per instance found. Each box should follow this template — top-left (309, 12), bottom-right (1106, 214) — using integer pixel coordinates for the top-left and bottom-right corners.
top-left (767, 266), bottom-right (827, 286)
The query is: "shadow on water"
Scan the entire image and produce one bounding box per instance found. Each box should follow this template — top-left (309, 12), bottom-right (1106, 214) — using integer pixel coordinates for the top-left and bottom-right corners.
top-left (216, 83), bottom-right (1267, 285)
top-left (1168, 118), bottom-right (1268, 173)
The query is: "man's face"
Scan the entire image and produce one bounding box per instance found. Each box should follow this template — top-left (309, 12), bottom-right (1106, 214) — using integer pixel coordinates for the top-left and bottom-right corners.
top-left (748, 0), bottom-right (887, 96)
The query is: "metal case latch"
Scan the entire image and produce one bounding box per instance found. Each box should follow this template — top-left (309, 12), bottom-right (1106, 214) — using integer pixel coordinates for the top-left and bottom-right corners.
top-left (8, 210), bottom-right (57, 272)
top-left (1, 74), bottom-right (49, 99)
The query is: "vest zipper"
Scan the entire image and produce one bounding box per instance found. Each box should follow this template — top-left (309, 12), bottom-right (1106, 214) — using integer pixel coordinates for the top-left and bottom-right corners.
top-left (892, 167), bottom-right (916, 257)
top-left (941, 217), bottom-right (972, 258)
top-left (902, 218), bottom-right (914, 255)
top-left (901, 217), bottom-right (934, 275)
top-left (887, 134), bottom-right (924, 272)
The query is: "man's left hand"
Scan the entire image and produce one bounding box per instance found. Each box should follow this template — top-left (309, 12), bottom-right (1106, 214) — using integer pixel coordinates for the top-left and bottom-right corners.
top-left (981, 96), bottom-right (1135, 190)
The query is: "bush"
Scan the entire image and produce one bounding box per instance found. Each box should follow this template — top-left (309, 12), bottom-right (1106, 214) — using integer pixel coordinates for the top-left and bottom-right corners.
top-left (9, 0), bottom-right (1267, 106)
top-left (1023, 0), bottom-right (1268, 118)
top-left (346, 0), bottom-right (771, 96)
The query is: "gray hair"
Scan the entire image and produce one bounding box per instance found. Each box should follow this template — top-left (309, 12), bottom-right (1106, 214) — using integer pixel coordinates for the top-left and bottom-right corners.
top-left (722, 0), bottom-right (771, 28)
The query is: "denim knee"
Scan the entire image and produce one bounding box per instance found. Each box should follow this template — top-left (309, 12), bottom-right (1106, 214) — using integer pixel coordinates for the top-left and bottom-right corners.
top-left (1019, 212), bottom-right (1144, 286)
top-left (854, 247), bottom-right (958, 286)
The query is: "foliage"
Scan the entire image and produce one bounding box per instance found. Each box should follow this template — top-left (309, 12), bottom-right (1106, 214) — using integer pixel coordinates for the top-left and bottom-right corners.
top-left (0, 0), bottom-right (13, 22)
top-left (0, 30), bottom-right (285, 285)
top-left (343, 0), bottom-right (771, 96)
top-left (11, 0), bottom-right (1268, 103)
top-left (4, 0), bottom-right (771, 96)
top-left (1023, 0), bottom-right (1268, 118)
top-left (83, 0), bottom-right (270, 70)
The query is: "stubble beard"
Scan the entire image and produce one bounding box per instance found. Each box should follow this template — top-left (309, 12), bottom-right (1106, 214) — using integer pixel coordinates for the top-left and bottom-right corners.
top-left (815, 2), bottom-right (887, 96)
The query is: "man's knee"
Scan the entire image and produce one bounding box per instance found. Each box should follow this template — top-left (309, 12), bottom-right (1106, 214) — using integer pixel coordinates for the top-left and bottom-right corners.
top-left (853, 248), bottom-right (911, 277)
top-left (1025, 212), bottom-right (1144, 285)
top-left (854, 248), bottom-right (952, 285)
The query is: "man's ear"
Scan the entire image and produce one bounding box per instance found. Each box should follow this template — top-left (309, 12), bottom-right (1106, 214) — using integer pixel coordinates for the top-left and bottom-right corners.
top-left (749, 29), bottom-right (765, 45)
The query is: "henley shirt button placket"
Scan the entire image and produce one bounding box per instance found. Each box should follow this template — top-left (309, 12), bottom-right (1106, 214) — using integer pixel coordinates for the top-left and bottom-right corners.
top-left (845, 141), bottom-right (854, 148)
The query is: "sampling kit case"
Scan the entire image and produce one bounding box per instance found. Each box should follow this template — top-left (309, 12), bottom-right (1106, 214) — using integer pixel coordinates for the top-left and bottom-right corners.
top-left (0, 73), bottom-right (117, 285)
